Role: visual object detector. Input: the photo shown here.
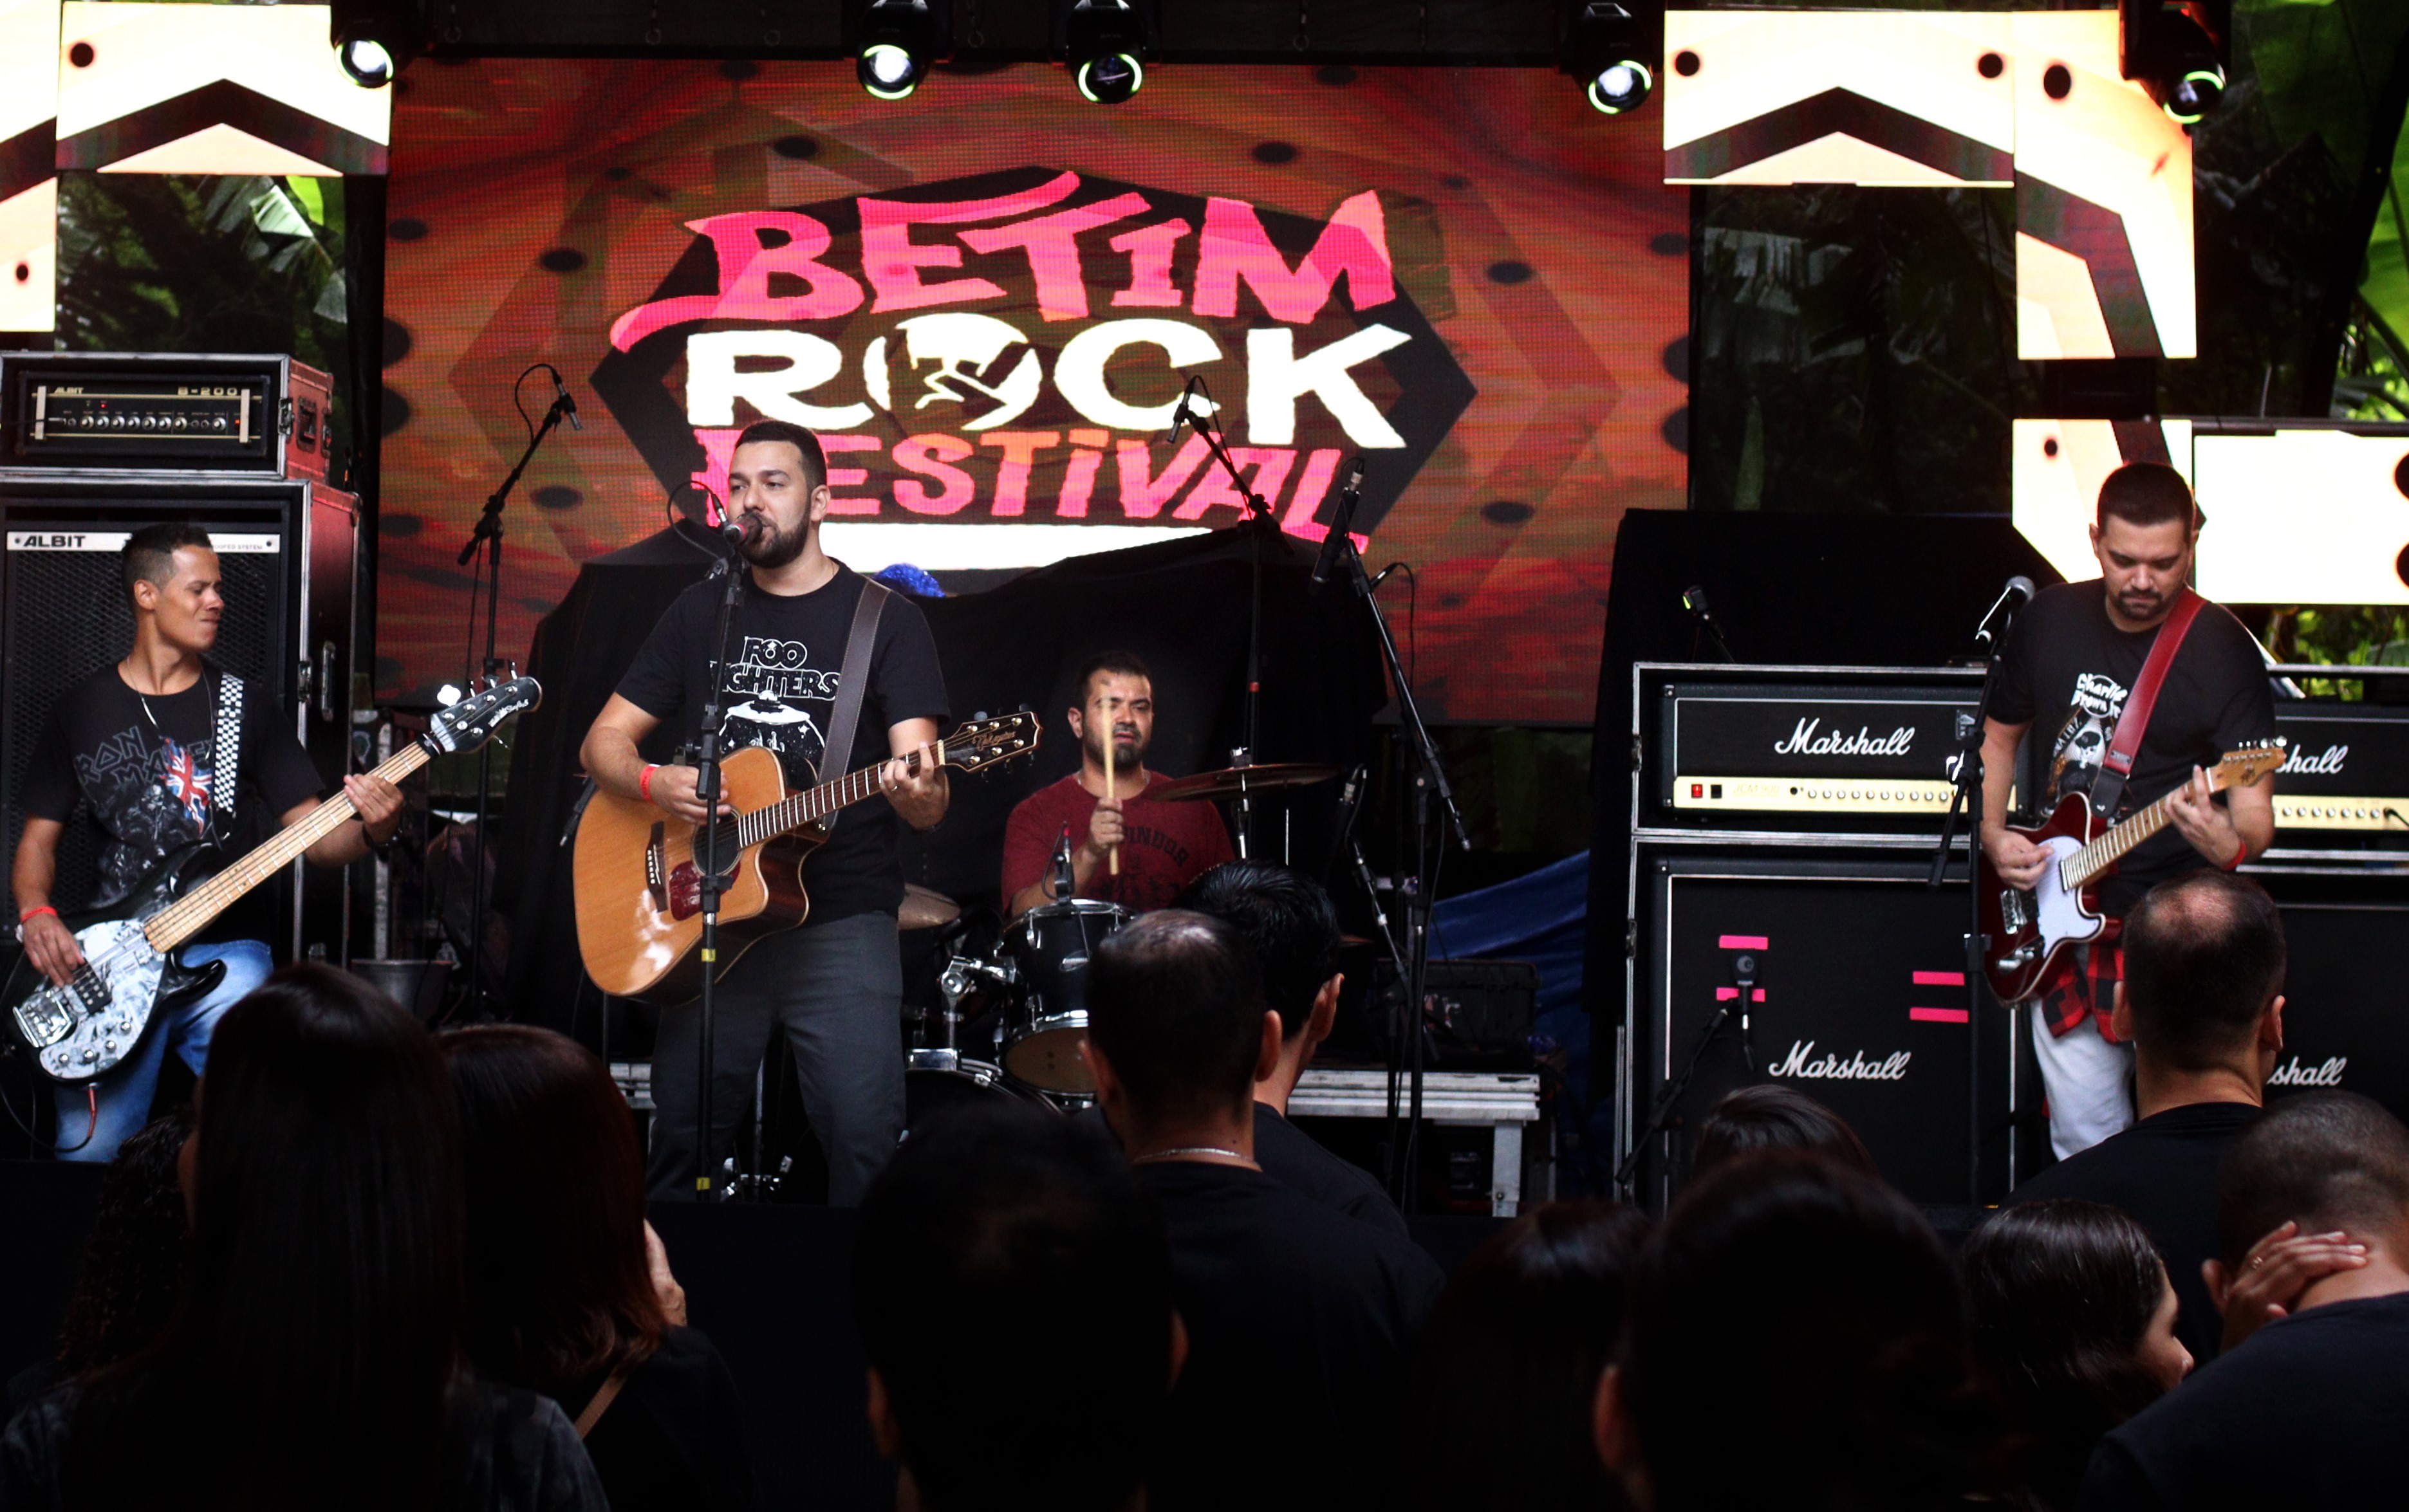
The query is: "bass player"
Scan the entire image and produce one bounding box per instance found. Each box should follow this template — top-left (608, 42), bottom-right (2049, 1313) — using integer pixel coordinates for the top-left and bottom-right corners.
top-left (11, 524), bottom-right (403, 1163)
top-left (580, 419), bottom-right (950, 1205)
top-left (1978, 461), bottom-right (2276, 1160)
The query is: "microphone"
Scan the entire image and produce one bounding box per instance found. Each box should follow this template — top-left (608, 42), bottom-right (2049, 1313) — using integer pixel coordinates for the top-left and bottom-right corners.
top-left (1052, 825), bottom-right (1077, 901)
top-left (1974, 575), bottom-right (2036, 652)
top-left (549, 369), bottom-right (582, 432)
top-left (1681, 585), bottom-right (1738, 663)
top-left (1161, 377), bottom-right (1198, 446)
top-left (720, 512), bottom-right (761, 548)
top-left (1311, 458), bottom-right (1369, 589)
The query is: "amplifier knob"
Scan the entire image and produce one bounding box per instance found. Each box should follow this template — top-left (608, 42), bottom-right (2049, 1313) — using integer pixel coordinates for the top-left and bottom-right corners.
top-left (174, 414), bottom-right (189, 430)
top-left (211, 416), bottom-right (228, 432)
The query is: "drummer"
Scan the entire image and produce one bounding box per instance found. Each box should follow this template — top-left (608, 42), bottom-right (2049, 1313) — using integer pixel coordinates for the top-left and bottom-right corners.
top-left (1002, 650), bottom-right (1234, 918)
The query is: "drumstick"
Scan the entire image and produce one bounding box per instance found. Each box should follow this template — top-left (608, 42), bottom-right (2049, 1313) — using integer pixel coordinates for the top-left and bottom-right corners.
top-left (1100, 692), bottom-right (1120, 877)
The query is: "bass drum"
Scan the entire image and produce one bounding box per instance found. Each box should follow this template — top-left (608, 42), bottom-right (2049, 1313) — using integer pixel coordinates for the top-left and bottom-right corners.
top-left (902, 1050), bottom-right (1050, 1142)
top-left (1001, 898), bottom-right (1130, 1095)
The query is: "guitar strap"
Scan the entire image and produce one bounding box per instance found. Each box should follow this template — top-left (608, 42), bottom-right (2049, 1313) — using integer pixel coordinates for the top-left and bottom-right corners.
top-left (2089, 587), bottom-right (2204, 820)
top-left (210, 667), bottom-right (244, 829)
top-left (813, 575), bottom-right (890, 838)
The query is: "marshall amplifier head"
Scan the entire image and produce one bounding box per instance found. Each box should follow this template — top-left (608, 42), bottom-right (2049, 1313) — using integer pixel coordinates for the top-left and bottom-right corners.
top-left (2265, 702), bottom-right (2409, 840)
top-left (0, 353), bottom-right (333, 481)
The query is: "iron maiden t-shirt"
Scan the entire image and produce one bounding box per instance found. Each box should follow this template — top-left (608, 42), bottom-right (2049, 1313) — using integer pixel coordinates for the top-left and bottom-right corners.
top-left (615, 566), bottom-right (950, 923)
top-left (1991, 581), bottom-right (2275, 914)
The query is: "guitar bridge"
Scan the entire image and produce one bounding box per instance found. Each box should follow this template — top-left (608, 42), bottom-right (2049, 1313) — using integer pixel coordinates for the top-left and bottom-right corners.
top-left (646, 822), bottom-right (667, 912)
top-left (1999, 887), bottom-right (2032, 936)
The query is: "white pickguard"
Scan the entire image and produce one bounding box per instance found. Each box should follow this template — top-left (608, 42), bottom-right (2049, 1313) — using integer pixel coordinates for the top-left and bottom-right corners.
top-left (16, 918), bottom-right (167, 1083)
top-left (2029, 831), bottom-right (2106, 961)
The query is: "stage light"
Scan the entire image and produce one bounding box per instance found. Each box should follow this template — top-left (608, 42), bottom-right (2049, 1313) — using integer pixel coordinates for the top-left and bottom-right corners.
top-left (1563, 1), bottom-right (1659, 116)
top-left (338, 35), bottom-right (395, 88)
top-left (1059, 0), bottom-right (1154, 106)
top-left (330, 1), bottom-right (421, 89)
top-left (851, 0), bottom-right (948, 102)
top-left (2120, 0), bottom-right (2229, 125)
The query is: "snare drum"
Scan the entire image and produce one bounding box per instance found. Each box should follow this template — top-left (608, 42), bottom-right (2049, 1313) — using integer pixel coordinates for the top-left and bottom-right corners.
top-left (1001, 898), bottom-right (1129, 1094)
top-left (902, 1049), bottom-right (1048, 1142)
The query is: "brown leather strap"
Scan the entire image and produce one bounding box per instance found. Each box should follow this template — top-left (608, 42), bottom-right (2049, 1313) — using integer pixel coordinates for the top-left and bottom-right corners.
top-left (815, 574), bottom-right (890, 837)
top-left (2092, 587), bottom-right (2205, 816)
top-left (573, 1362), bottom-right (636, 1440)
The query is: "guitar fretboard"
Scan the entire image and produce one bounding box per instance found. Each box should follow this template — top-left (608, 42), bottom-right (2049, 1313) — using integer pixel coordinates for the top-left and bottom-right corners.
top-left (145, 743), bottom-right (432, 953)
top-left (730, 742), bottom-right (942, 853)
top-left (2059, 763), bottom-right (2252, 892)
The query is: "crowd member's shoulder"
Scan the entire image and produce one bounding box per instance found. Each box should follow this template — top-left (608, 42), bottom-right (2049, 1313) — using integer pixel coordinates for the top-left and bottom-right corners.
top-left (453, 1377), bottom-right (609, 1511)
top-left (0, 1381), bottom-right (75, 1503)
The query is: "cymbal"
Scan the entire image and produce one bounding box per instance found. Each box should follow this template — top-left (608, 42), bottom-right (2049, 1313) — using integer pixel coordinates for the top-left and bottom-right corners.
top-left (898, 885), bottom-right (961, 931)
top-left (1148, 762), bottom-right (1341, 804)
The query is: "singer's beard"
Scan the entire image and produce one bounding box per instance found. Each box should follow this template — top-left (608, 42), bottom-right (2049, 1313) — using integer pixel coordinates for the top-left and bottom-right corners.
top-left (739, 515), bottom-right (810, 569)
top-left (2115, 585), bottom-right (2169, 623)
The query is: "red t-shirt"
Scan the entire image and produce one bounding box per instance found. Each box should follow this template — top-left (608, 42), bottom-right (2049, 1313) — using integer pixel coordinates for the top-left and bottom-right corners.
top-left (1001, 773), bottom-right (1236, 913)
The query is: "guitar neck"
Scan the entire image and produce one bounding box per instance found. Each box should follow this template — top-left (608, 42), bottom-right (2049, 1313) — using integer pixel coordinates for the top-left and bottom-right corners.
top-left (146, 743), bottom-right (433, 953)
top-left (734, 741), bottom-right (944, 851)
top-left (2062, 774), bottom-right (2227, 891)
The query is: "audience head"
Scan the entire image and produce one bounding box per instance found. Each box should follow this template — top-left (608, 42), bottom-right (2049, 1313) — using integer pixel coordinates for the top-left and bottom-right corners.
top-left (855, 1105), bottom-right (1176, 1512)
top-left (1691, 1084), bottom-right (1876, 1179)
top-left (56, 1106), bottom-right (194, 1376)
top-left (1406, 1202), bottom-right (1650, 1512)
top-left (1600, 1154), bottom-right (1996, 1512)
top-left (1961, 1201), bottom-right (2188, 1510)
top-left (2217, 1091), bottom-right (2409, 1276)
top-left (442, 1024), bottom-right (667, 1396)
top-left (1176, 860), bottom-right (1343, 1046)
top-left (68, 965), bottom-right (463, 1512)
top-left (1084, 910), bottom-right (1275, 1134)
top-left (2116, 871), bottom-right (2286, 1078)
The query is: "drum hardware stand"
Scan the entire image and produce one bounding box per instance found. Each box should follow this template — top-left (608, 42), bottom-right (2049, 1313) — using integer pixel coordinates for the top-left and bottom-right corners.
top-left (688, 539), bottom-right (749, 1200)
top-left (451, 367), bottom-right (577, 1018)
top-left (1614, 984), bottom-right (1743, 1196)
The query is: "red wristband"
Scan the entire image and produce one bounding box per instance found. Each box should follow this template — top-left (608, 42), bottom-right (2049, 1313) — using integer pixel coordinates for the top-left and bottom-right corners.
top-left (639, 764), bottom-right (660, 803)
top-left (18, 905), bottom-right (57, 924)
top-left (2222, 837), bottom-right (2249, 871)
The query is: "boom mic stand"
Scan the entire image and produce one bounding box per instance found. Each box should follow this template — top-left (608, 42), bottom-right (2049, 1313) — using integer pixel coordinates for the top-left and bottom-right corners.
top-left (691, 535), bottom-right (749, 1199)
top-left (452, 375), bottom-right (575, 1019)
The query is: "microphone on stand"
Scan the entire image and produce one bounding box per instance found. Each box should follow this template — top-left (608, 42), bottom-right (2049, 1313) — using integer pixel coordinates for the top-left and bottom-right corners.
top-left (1161, 377), bottom-right (1199, 446)
top-left (549, 369), bottom-right (583, 432)
top-left (721, 512), bottom-right (761, 548)
top-left (1973, 575), bottom-right (2036, 652)
top-left (1681, 585), bottom-right (1738, 663)
top-left (1311, 458), bottom-right (1369, 589)
top-left (1052, 825), bottom-right (1077, 902)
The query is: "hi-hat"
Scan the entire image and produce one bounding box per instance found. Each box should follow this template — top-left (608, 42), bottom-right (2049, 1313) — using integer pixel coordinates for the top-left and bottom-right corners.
top-left (899, 885), bottom-right (961, 930)
top-left (1148, 762), bottom-right (1340, 803)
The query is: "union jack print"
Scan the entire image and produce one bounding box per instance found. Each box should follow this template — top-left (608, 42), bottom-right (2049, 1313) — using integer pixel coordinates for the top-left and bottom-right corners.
top-left (156, 737), bottom-right (214, 830)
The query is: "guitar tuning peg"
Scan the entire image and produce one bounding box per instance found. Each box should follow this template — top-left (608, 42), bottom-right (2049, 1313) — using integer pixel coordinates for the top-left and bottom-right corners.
top-left (972, 710), bottom-right (989, 721)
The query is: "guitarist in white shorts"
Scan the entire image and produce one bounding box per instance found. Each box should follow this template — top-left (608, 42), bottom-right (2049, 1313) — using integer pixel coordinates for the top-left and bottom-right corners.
top-left (1977, 463), bottom-right (2276, 1160)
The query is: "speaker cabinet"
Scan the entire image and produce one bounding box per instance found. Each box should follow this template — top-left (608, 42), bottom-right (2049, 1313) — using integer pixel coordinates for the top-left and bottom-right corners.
top-left (2252, 882), bottom-right (2409, 1116)
top-left (1633, 856), bottom-right (2017, 1211)
top-left (0, 476), bottom-right (358, 963)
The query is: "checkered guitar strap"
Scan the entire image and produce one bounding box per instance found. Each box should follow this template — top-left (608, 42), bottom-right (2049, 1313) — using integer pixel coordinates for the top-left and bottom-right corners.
top-left (211, 667), bottom-right (244, 830)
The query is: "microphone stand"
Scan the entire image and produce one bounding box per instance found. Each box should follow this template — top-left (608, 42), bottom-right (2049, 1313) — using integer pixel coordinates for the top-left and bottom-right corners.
top-left (691, 542), bottom-right (748, 1199)
top-left (452, 390), bottom-right (572, 1019)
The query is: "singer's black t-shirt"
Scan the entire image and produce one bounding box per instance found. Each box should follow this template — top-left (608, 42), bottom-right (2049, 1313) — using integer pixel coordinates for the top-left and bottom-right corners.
top-left (1991, 582), bottom-right (2274, 915)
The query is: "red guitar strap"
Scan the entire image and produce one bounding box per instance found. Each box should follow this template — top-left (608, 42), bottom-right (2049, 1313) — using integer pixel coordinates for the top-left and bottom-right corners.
top-left (2090, 587), bottom-right (2204, 818)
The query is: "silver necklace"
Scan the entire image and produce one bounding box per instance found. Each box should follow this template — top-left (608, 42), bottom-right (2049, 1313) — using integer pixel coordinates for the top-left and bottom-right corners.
top-left (1130, 1146), bottom-right (1250, 1165)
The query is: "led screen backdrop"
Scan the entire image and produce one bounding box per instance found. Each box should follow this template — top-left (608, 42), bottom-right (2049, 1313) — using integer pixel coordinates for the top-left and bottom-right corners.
top-left (379, 60), bottom-right (1686, 723)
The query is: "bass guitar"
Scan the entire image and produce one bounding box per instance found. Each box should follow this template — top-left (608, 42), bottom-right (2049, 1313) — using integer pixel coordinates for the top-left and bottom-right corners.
top-left (7, 676), bottom-right (542, 1082)
top-left (573, 712), bottom-right (1039, 1002)
top-left (1977, 741), bottom-right (2286, 1003)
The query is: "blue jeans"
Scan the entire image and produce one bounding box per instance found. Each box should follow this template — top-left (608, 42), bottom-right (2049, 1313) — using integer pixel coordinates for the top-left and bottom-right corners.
top-left (53, 939), bottom-right (272, 1164)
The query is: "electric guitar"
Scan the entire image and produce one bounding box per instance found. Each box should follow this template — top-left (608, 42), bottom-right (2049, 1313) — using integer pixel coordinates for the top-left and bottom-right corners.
top-left (573, 712), bottom-right (1039, 1003)
top-left (6, 677), bottom-right (543, 1083)
top-left (1976, 741), bottom-right (2286, 1003)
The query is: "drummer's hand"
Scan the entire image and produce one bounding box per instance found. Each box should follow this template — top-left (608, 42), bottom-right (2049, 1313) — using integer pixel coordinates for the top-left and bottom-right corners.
top-left (882, 741), bottom-right (949, 831)
top-left (1083, 797), bottom-right (1127, 862)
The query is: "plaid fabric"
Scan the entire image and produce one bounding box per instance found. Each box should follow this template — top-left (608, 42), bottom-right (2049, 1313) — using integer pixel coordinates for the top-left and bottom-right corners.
top-left (2040, 930), bottom-right (2124, 1040)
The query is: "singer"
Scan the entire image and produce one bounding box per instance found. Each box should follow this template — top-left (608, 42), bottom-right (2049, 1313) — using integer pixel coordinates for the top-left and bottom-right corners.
top-left (578, 419), bottom-right (953, 1205)
top-left (1975, 461), bottom-right (2277, 1160)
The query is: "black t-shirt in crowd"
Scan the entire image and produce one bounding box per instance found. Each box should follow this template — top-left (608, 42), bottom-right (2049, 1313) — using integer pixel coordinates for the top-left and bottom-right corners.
top-left (553, 1326), bottom-right (752, 1512)
top-left (19, 665), bottom-right (323, 941)
top-left (2076, 1291), bottom-right (2409, 1512)
top-left (1140, 1160), bottom-right (1447, 1512)
top-left (2005, 1101), bottom-right (2262, 1366)
top-left (1253, 1103), bottom-right (1409, 1239)
top-left (1991, 582), bottom-right (2275, 916)
top-left (616, 566), bottom-right (949, 923)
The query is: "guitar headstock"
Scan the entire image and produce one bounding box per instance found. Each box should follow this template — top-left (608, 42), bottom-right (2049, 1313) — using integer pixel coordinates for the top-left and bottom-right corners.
top-left (942, 712), bottom-right (1041, 773)
top-left (2213, 739), bottom-right (2287, 789)
top-left (427, 676), bottom-right (543, 755)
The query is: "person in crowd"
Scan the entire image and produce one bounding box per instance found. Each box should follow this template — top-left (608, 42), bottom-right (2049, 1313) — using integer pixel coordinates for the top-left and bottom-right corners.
top-left (1177, 860), bottom-right (1406, 1235)
top-left (855, 1103), bottom-right (1179, 1512)
top-left (1960, 1200), bottom-right (2191, 1511)
top-left (2003, 870), bottom-right (2286, 1363)
top-left (1083, 910), bottom-right (1446, 1512)
top-left (0, 966), bottom-right (604, 1511)
top-left (1595, 1152), bottom-right (2000, 1512)
top-left (1403, 1202), bottom-right (1650, 1512)
top-left (2077, 1092), bottom-right (2409, 1511)
top-left (1690, 1083), bottom-right (1876, 1179)
top-left (5, 1109), bottom-right (194, 1417)
top-left (443, 1026), bottom-right (751, 1510)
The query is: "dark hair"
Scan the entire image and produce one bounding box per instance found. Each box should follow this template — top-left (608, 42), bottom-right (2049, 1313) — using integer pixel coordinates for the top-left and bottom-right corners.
top-left (1691, 1085), bottom-right (1877, 1179)
top-left (55, 1107), bottom-right (194, 1377)
top-left (1617, 1154), bottom-right (1998, 1512)
top-left (855, 1105), bottom-right (1173, 1512)
top-left (1086, 910), bottom-right (1267, 1126)
top-left (732, 418), bottom-right (828, 492)
top-left (66, 965), bottom-right (464, 1512)
top-left (1074, 649), bottom-right (1151, 705)
top-left (1961, 1201), bottom-right (2174, 1511)
top-left (2121, 871), bottom-right (2286, 1072)
top-left (442, 1026), bottom-right (667, 1398)
top-left (2218, 1091), bottom-right (2409, 1268)
top-left (2096, 462), bottom-right (2198, 534)
top-left (1404, 1202), bottom-right (1650, 1512)
top-left (122, 522), bottom-right (214, 609)
top-left (1176, 862), bottom-right (1342, 1043)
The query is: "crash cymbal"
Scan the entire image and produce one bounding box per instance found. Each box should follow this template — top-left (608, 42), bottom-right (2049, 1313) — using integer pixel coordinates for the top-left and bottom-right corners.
top-left (1148, 762), bottom-right (1341, 803)
top-left (898, 884), bottom-right (962, 931)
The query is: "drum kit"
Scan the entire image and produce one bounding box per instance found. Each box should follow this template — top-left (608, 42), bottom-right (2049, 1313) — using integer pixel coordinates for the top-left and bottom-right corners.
top-left (898, 759), bottom-right (1339, 1129)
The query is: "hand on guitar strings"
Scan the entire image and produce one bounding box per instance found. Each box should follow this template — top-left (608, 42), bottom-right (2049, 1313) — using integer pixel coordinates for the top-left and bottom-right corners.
top-left (1980, 825), bottom-right (2051, 890)
top-left (880, 741), bottom-right (949, 831)
top-left (341, 773), bottom-right (407, 847)
top-left (2166, 764), bottom-right (2238, 862)
top-left (19, 911), bottom-right (84, 988)
top-left (645, 764), bottom-right (734, 826)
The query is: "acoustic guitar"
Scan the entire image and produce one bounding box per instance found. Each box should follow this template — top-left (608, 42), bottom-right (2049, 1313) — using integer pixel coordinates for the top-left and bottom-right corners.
top-left (573, 713), bottom-right (1039, 1002)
